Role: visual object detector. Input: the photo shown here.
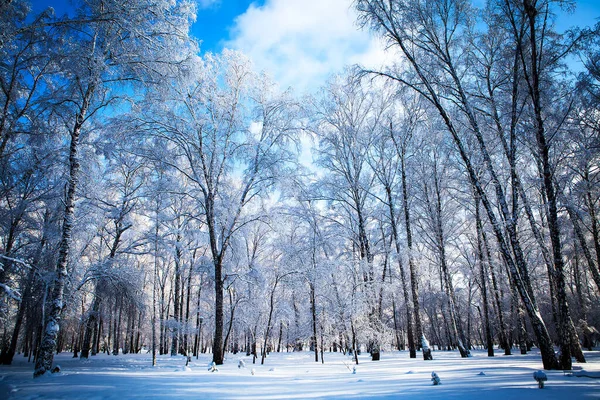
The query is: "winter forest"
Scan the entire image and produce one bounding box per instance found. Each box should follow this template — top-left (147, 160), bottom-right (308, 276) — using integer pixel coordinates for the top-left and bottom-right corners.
top-left (1, 0), bottom-right (600, 397)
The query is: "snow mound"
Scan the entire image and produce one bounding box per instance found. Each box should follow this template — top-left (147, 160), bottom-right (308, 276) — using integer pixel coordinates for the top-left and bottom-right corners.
top-left (568, 370), bottom-right (600, 379)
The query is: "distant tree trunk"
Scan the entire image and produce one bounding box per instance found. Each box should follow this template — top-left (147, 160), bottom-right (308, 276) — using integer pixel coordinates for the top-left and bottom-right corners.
top-left (222, 287), bottom-right (237, 355)
top-left (424, 164), bottom-right (469, 358)
top-left (277, 321), bottom-right (284, 352)
top-left (113, 298), bottom-right (122, 355)
top-left (392, 298), bottom-right (403, 351)
top-left (183, 255), bottom-right (194, 355)
top-left (93, 318), bottom-right (101, 355)
top-left (586, 187), bottom-right (600, 284)
top-left (213, 255), bottom-right (224, 364)
top-left (567, 203), bottom-right (600, 294)
top-left (350, 320), bottom-right (358, 365)
top-left (262, 274), bottom-right (284, 365)
top-left (194, 274), bottom-right (203, 358)
top-left (474, 189), bottom-right (494, 357)
top-left (482, 223), bottom-right (510, 355)
top-left (310, 282), bottom-right (318, 363)
top-left (293, 295), bottom-right (302, 351)
top-left (0, 239), bottom-right (41, 364)
top-left (80, 295), bottom-right (100, 359)
top-left (383, 172), bottom-right (415, 358)
top-left (159, 279), bottom-right (166, 355)
top-left (399, 143), bottom-right (425, 359)
top-left (171, 235), bottom-right (182, 356)
top-left (152, 209), bottom-right (159, 366)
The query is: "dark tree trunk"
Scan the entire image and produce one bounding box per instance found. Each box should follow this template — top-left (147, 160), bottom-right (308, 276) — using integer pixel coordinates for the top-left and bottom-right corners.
top-left (521, 0), bottom-right (583, 369)
top-left (310, 283), bottom-right (318, 363)
top-left (383, 176), bottom-right (415, 358)
top-left (170, 236), bottom-right (182, 356)
top-left (399, 146), bottom-right (425, 358)
top-left (277, 321), bottom-right (283, 353)
top-left (424, 167), bottom-right (469, 358)
top-left (80, 295), bottom-right (100, 359)
top-left (212, 256), bottom-right (224, 364)
top-left (474, 190), bottom-right (494, 356)
top-left (0, 249), bottom-right (39, 365)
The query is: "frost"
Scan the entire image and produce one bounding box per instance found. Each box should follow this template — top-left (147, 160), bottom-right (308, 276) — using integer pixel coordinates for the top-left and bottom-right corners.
top-left (0, 283), bottom-right (21, 302)
top-left (45, 320), bottom-right (60, 336)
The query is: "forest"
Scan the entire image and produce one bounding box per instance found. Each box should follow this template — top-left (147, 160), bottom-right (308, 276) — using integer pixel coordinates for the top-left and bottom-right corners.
top-left (0, 0), bottom-right (599, 382)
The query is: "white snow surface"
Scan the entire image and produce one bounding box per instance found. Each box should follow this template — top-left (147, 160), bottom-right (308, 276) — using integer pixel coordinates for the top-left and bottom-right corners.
top-left (1, 349), bottom-right (599, 399)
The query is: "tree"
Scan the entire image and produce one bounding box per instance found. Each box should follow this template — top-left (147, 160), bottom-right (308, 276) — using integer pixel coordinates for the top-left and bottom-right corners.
top-left (357, 0), bottom-right (562, 369)
top-left (313, 71), bottom-right (389, 360)
top-left (138, 51), bottom-right (300, 364)
top-left (34, 0), bottom-right (194, 376)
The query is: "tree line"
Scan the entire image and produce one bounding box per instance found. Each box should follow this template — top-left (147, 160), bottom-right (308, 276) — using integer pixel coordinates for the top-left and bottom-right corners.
top-left (0, 0), bottom-right (598, 377)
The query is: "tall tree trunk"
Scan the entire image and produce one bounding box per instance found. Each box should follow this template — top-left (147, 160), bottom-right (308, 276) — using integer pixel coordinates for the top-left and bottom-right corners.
top-left (34, 88), bottom-right (92, 377)
top-left (194, 274), bottom-right (203, 358)
top-left (184, 254), bottom-right (194, 356)
top-left (398, 144), bottom-right (425, 359)
top-left (222, 288), bottom-right (237, 355)
top-left (261, 276), bottom-right (280, 365)
top-left (482, 219), bottom-right (511, 355)
top-left (171, 234), bottom-right (182, 356)
top-left (0, 216), bottom-right (47, 365)
top-left (522, 0), bottom-right (583, 369)
top-left (212, 256), bottom-right (224, 364)
top-left (152, 208), bottom-right (159, 366)
top-left (384, 179), bottom-right (415, 358)
top-left (80, 295), bottom-right (100, 359)
top-left (425, 165), bottom-right (470, 357)
top-left (474, 190), bottom-right (494, 357)
top-left (310, 282), bottom-right (318, 363)
top-left (567, 202), bottom-right (600, 294)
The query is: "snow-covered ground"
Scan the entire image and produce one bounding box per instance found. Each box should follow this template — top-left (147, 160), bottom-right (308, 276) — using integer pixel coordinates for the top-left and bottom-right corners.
top-left (1, 349), bottom-right (599, 399)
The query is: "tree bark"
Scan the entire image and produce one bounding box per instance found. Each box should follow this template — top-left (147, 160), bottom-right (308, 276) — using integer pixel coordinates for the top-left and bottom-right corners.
top-left (474, 190), bottom-right (494, 357)
top-left (171, 234), bottom-right (182, 356)
top-left (34, 85), bottom-right (92, 377)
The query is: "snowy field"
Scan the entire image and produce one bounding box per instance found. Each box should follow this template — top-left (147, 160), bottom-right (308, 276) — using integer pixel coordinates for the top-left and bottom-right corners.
top-left (1, 349), bottom-right (599, 399)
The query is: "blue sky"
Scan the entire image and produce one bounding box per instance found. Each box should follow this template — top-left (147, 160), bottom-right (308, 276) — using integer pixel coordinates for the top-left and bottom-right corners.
top-left (192, 0), bottom-right (263, 53)
top-left (30, 0), bottom-right (600, 93)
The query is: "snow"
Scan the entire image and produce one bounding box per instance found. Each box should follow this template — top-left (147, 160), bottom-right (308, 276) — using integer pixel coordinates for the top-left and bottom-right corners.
top-left (1, 349), bottom-right (599, 399)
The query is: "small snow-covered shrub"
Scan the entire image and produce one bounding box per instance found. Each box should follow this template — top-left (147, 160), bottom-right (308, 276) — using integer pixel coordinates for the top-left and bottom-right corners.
top-left (431, 371), bottom-right (441, 385)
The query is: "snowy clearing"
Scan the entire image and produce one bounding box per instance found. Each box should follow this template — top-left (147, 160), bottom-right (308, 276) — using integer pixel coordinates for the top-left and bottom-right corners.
top-left (1, 349), bottom-right (599, 399)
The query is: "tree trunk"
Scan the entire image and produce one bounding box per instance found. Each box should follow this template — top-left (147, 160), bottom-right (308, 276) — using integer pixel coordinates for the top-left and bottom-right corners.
top-left (0, 232), bottom-right (42, 365)
top-left (399, 145), bottom-right (425, 358)
top-left (522, 0), bottom-right (583, 369)
top-left (80, 295), bottom-right (100, 359)
top-left (384, 179), bottom-right (415, 358)
top-left (34, 90), bottom-right (91, 376)
top-left (212, 256), bottom-right (224, 364)
top-left (310, 282), bottom-right (318, 363)
top-left (474, 191), bottom-right (494, 357)
top-left (170, 235), bottom-right (182, 356)
top-left (425, 167), bottom-right (470, 358)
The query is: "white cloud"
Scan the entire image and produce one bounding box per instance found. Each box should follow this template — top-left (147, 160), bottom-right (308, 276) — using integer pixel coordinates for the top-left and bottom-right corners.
top-left (226, 0), bottom-right (394, 94)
